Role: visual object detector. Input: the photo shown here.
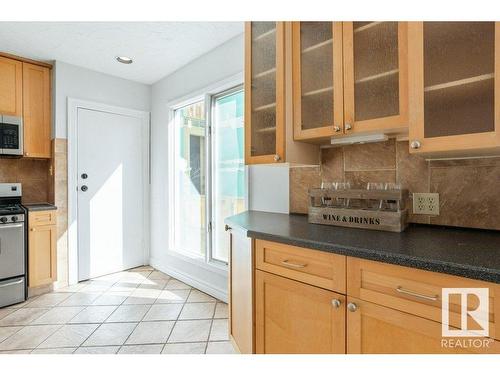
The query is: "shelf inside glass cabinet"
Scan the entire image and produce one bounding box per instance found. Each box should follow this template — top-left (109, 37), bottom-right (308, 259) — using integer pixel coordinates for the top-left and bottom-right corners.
top-left (423, 22), bottom-right (495, 138)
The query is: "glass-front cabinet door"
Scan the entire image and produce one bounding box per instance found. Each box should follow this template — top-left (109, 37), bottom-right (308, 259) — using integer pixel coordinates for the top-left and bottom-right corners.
top-left (343, 22), bottom-right (408, 135)
top-left (245, 22), bottom-right (285, 164)
top-left (292, 22), bottom-right (344, 140)
top-left (408, 22), bottom-right (499, 155)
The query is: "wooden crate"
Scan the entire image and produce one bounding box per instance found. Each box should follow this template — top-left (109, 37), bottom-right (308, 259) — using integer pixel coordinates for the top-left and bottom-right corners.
top-left (308, 188), bottom-right (409, 232)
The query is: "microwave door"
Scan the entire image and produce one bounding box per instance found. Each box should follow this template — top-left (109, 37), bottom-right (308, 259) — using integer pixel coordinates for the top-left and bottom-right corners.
top-left (0, 116), bottom-right (23, 156)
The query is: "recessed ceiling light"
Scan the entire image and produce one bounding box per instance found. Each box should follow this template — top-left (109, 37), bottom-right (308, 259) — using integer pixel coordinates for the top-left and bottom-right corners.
top-left (116, 56), bottom-right (133, 64)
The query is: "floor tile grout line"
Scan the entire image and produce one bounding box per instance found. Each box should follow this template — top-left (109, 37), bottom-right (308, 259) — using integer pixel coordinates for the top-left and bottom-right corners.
top-left (72, 274), bottom-right (143, 352)
top-left (1, 267), bottom-right (229, 354)
top-left (205, 297), bottom-right (218, 354)
top-left (75, 270), bottom-right (156, 352)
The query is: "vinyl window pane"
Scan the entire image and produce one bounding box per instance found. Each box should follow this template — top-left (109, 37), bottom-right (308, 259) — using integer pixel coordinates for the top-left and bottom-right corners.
top-left (173, 101), bottom-right (206, 258)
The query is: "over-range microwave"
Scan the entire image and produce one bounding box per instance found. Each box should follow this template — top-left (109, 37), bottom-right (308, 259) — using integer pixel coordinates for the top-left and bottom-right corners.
top-left (0, 115), bottom-right (23, 156)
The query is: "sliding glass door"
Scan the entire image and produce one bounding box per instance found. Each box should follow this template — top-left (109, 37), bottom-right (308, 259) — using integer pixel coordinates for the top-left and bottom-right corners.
top-left (211, 87), bottom-right (245, 263)
top-left (170, 85), bottom-right (245, 267)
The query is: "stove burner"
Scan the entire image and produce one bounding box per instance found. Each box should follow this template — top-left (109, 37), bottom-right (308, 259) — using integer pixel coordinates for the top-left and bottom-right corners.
top-left (0, 204), bottom-right (24, 215)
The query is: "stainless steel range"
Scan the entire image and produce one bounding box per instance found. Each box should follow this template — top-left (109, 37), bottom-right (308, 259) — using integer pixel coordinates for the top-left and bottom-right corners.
top-left (0, 183), bottom-right (27, 308)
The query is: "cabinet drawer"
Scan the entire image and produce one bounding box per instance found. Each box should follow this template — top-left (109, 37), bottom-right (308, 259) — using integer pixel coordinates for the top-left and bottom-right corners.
top-left (28, 210), bottom-right (56, 227)
top-left (347, 257), bottom-right (500, 340)
top-left (255, 239), bottom-right (346, 293)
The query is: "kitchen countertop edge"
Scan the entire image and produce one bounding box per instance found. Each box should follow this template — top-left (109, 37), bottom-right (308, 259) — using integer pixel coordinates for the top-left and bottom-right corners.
top-left (23, 203), bottom-right (58, 212)
top-left (226, 211), bottom-right (500, 284)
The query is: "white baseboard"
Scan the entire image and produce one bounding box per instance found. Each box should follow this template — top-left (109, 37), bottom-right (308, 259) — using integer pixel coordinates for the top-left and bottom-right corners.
top-left (149, 257), bottom-right (228, 303)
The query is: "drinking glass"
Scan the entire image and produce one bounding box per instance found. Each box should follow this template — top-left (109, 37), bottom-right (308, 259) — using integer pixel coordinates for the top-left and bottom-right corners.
top-left (321, 181), bottom-right (332, 207)
top-left (337, 182), bottom-right (351, 208)
top-left (366, 182), bottom-right (384, 210)
top-left (384, 183), bottom-right (402, 211)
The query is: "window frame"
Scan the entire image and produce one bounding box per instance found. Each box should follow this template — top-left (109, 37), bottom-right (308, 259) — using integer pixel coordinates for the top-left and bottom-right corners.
top-left (166, 73), bottom-right (245, 273)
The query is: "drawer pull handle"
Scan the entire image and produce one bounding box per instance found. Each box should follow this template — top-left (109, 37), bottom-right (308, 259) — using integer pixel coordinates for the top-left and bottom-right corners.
top-left (281, 259), bottom-right (307, 269)
top-left (396, 286), bottom-right (439, 301)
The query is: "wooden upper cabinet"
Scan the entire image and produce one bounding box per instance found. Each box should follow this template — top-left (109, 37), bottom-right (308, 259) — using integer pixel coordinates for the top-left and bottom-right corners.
top-left (245, 22), bottom-right (286, 164)
top-left (0, 56), bottom-right (23, 117)
top-left (292, 22), bottom-right (344, 140)
top-left (23, 62), bottom-right (51, 158)
top-left (255, 270), bottom-right (345, 354)
top-left (408, 22), bottom-right (500, 156)
top-left (343, 22), bottom-right (408, 135)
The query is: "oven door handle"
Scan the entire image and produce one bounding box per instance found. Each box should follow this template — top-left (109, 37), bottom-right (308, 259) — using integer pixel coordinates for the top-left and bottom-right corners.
top-left (0, 279), bottom-right (24, 288)
top-left (0, 223), bottom-right (24, 229)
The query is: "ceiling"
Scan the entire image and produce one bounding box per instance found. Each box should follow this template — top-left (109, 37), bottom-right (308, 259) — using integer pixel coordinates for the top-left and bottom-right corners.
top-left (0, 22), bottom-right (243, 84)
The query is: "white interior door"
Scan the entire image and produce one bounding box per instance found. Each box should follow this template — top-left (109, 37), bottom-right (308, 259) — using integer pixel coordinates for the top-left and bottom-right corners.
top-left (77, 107), bottom-right (148, 281)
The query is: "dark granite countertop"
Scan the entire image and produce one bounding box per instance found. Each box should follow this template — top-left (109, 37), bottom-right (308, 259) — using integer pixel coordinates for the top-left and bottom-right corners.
top-left (23, 203), bottom-right (57, 212)
top-left (225, 210), bottom-right (500, 284)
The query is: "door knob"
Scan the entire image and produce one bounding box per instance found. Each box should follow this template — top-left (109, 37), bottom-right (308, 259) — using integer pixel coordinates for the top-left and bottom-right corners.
top-left (347, 302), bottom-right (358, 312)
top-left (345, 123), bottom-right (352, 130)
top-left (81, 185), bottom-right (88, 192)
top-left (273, 154), bottom-right (281, 162)
top-left (81, 173), bottom-right (88, 179)
top-left (333, 126), bottom-right (341, 132)
top-left (331, 299), bottom-right (341, 308)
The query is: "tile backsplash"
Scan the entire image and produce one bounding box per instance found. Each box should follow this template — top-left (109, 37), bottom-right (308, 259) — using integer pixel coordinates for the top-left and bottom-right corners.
top-left (0, 158), bottom-right (51, 203)
top-left (290, 140), bottom-right (500, 231)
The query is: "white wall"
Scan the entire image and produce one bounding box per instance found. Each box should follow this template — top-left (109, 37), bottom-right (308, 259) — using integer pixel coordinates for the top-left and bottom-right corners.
top-left (150, 33), bottom-right (290, 300)
top-left (150, 34), bottom-right (245, 300)
top-left (248, 164), bottom-right (289, 213)
top-left (53, 61), bottom-right (151, 138)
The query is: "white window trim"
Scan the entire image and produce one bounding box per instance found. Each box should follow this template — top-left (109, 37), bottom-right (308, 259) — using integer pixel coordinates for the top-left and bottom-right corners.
top-left (165, 72), bottom-right (245, 275)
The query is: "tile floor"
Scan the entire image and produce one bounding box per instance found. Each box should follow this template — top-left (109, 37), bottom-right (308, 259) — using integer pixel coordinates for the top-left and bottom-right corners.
top-left (0, 266), bottom-right (235, 354)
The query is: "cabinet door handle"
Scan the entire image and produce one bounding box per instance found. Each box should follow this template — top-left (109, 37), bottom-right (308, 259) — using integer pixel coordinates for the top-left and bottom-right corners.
top-left (331, 299), bottom-right (341, 308)
top-left (281, 259), bottom-right (307, 269)
top-left (396, 286), bottom-right (439, 301)
top-left (347, 302), bottom-right (358, 312)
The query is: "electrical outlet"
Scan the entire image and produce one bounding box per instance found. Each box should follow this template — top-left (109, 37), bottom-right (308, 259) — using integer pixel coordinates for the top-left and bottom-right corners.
top-left (413, 193), bottom-right (440, 215)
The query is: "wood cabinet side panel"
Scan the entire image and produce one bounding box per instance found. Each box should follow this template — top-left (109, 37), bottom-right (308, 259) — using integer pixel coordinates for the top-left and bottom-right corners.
top-left (229, 229), bottom-right (254, 353)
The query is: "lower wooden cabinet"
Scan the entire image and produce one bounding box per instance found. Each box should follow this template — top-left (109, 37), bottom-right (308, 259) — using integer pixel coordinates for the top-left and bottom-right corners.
top-left (28, 210), bottom-right (57, 287)
top-left (255, 269), bottom-right (345, 354)
top-left (347, 297), bottom-right (500, 354)
top-left (230, 238), bottom-right (500, 354)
